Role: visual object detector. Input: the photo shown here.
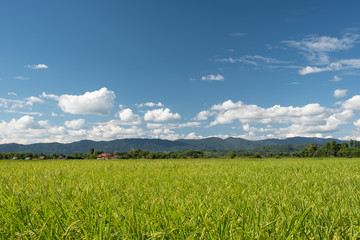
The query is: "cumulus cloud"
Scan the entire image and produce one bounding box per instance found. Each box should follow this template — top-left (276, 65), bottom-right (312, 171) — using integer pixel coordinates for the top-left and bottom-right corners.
top-left (42, 88), bottom-right (115, 116)
top-left (284, 34), bottom-right (358, 64)
top-left (273, 110), bottom-right (354, 137)
top-left (148, 128), bottom-right (181, 140)
top-left (333, 89), bottom-right (348, 98)
top-left (136, 102), bottom-right (164, 108)
top-left (25, 64), bottom-right (48, 69)
top-left (8, 92), bottom-right (17, 96)
top-left (0, 116), bottom-right (52, 143)
top-left (147, 128), bottom-right (202, 140)
top-left (354, 119), bottom-right (360, 127)
top-left (65, 119), bottom-right (86, 129)
top-left (208, 100), bottom-right (329, 126)
top-left (193, 110), bottom-right (213, 120)
top-left (0, 116), bottom-right (145, 144)
top-left (192, 99), bottom-right (354, 138)
top-left (144, 108), bottom-right (181, 122)
top-left (342, 95), bottom-right (360, 110)
top-left (88, 120), bottom-right (145, 140)
top-left (201, 74), bottom-right (225, 81)
top-left (116, 108), bottom-right (142, 125)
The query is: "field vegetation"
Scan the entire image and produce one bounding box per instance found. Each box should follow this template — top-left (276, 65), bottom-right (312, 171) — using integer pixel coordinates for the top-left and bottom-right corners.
top-left (1, 158), bottom-right (360, 239)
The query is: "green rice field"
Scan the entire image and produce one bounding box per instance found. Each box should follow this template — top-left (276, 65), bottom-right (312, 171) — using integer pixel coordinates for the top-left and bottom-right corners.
top-left (1, 158), bottom-right (360, 239)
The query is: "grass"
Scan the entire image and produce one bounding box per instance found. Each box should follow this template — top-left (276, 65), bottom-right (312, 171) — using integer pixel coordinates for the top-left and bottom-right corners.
top-left (1, 158), bottom-right (360, 239)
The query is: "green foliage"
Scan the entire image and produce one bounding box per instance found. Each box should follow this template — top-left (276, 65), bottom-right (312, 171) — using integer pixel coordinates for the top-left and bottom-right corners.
top-left (228, 152), bottom-right (236, 159)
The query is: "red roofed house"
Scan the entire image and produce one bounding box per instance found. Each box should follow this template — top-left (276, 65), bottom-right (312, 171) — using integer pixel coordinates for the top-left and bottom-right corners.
top-left (97, 153), bottom-right (112, 159)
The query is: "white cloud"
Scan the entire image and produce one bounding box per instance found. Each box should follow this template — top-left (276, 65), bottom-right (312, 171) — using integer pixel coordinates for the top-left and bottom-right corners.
top-left (330, 75), bottom-right (343, 82)
top-left (298, 59), bottom-right (360, 75)
top-left (7, 92), bottom-right (17, 96)
top-left (193, 110), bottom-right (213, 120)
top-left (201, 74), bottom-right (225, 81)
top-left (65, 119), bottom-right (86, 129)
top-left (242, 123), bottom-right (251, 132)
top-left (342, 95), bottom-right (360, 110)
top-left (148, 128), bottom-right (181, 140)
top-left (9, 115), bottom-right (39, 129)
top-left (333, 89), bottom-right (348, 98)
top-left (354, 119), bottom-right (360, 127)
top-left (88, 120), bottom-right (145, 140)
top-left (15, 76), bottom-right (29, 80)
top-left (298, 62), bottom-right (342, 75)
top-left (0, 95), bottom-right (45, 113)
top-left (4, 110), bottom-right (43, 116)
top-left (299, 66), bottom-right (329, 75)
top-left (116, 108), bottom-right (141, 125)
top-left (284, 34), bottom-right (358, 64)
top-left (0, 116), bottom-right (145, 144)
top-left (144, 108), bottom-right (181, 122)
top-left (0, 116), bottom-right (51, 144)
top-left (136, 102), bottom-right (164, 108)
top-left (146, 122), bottom-right (201, 130)
top-left (25, 64), bottom-right (48, 69)
top-left (25, 96), bottom-right (44, 107)
top-left (41, 92), bottom-right (59, 100)
top-left (147, 128), bottom-right (202, 140)
top-left (192, 99), bottom-right (354, 138)
top-left (217, 57), bottom-right (257, 65)
top-left (209, 100), bottom-right (329, 126)
top-left (42, 88), bottom-right (115, 116)
top-left (273, 110), bottom-right (354, 137)
top-left (0, 98), bottom-right (29, 109)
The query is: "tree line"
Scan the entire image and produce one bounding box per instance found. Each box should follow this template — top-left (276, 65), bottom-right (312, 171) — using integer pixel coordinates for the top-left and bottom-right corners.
top-left (293, 139), bottom-right (360, 158)
top-left (1, 140), bottom-right (360, 160)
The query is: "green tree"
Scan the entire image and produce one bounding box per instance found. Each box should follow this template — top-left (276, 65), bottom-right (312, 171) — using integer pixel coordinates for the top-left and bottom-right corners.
top-left (228, 152), bottom-right (236, 159)
top-left (350, 139), bottom-right (354, 148)
top-left (337, 142), bottom-right (350, 157)
top-left (329, 140), bottom-right (338, 157)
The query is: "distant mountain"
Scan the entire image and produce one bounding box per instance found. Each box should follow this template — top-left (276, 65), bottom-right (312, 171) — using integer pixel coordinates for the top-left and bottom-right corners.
top-left (0, 137), bottom-right (341, 155)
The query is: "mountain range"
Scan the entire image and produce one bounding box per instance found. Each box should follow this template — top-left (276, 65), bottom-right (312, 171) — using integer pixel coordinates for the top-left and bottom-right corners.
top-left (0, 137), bottom-right (340, 155)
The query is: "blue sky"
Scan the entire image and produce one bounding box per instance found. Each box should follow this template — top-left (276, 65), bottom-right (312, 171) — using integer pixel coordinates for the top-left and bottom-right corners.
top-left (1, 1), bottom-right (360, 144)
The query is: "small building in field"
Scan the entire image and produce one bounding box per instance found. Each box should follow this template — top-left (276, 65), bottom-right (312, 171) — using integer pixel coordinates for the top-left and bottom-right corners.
top-left (39, 156), bottom-right (45, 160)
top-left (97, 153), bottom-right (112, 159)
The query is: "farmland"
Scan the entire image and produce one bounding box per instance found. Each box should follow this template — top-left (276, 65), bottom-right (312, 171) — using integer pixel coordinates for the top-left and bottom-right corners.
top-left (1, 158), bottom-right (360, 239)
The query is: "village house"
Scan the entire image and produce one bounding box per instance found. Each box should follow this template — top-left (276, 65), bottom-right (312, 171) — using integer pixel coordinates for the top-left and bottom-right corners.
top-left (97, 153), bottom-right (112, 159)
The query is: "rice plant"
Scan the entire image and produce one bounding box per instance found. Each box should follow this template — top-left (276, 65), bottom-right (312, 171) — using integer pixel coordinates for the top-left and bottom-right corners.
top-left (1, 158), bottom-right (360, 239)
